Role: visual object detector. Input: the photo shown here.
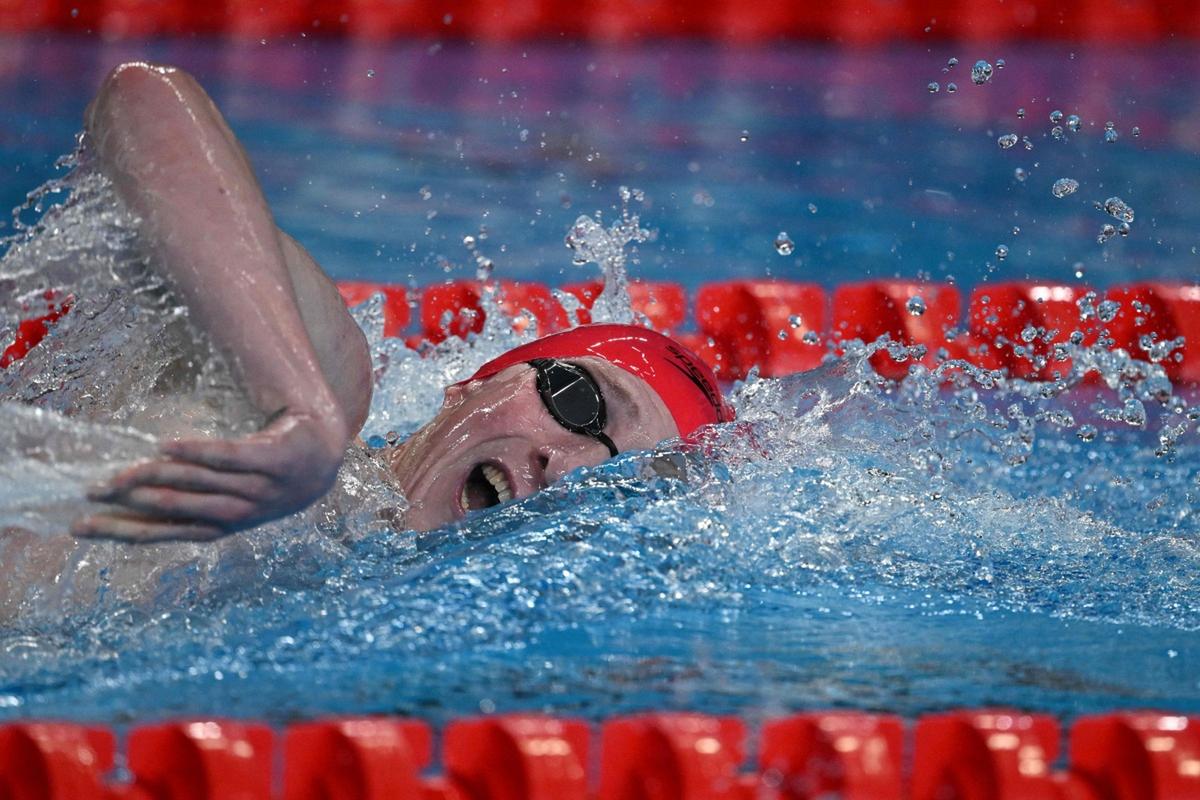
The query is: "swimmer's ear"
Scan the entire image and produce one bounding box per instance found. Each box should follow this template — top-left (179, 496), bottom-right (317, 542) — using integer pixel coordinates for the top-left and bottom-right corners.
top-left (442, 383), bottom-right (466, 408)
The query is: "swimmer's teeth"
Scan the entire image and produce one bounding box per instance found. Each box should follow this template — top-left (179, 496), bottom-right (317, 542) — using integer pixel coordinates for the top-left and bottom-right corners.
top-left (460, 486), bottom-right (470, 511)
top-left (482, 464), bottom-right (513, 504)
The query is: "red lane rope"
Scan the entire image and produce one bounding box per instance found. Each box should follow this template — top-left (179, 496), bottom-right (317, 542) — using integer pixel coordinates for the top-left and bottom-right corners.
top-left (0, 0), bottom-right (1197, 41)
top-left (5, 280), bottom-right (1197, 383)
top-left (0, 711), bottom-right (1196, 798)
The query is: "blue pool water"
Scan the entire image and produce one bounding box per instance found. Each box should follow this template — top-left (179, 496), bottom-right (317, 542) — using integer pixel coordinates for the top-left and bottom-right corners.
top-left (0, 36), bottom-right (1197, 725)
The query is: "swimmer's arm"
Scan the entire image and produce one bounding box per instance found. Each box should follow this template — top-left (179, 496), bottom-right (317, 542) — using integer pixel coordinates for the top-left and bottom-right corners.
top-left (75, 62), bottom-right (363, 541)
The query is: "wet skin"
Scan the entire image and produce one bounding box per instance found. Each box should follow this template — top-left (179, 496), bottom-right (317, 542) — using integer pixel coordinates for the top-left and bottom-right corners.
top-left (392, 357), bottom-right (678, 531)
top-left (67, 61), bottom-right (678, 541)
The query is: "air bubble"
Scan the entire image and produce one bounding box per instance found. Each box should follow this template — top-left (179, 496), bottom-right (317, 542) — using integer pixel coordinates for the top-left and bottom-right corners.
top-left (995, 244), bottom-right (1009, 260)
top-left (971, 60), bottom-right (993, 85)
top-left (998, 133), bottom-right (1018, 149)
top-left (906, 295), bottom-right (927, 316)
top-left (774, 231), bottom-right (795, 256)
top-left (1051, 178), bottom-right (1079, 198)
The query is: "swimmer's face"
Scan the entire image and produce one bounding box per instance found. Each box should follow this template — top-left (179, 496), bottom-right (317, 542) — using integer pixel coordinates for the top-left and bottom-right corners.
top-left (389, 356), bottom-right (678, 531)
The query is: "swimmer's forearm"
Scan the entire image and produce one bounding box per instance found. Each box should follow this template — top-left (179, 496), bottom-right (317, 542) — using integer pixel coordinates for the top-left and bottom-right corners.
top-left (85, 63), bottom-right (345, 435)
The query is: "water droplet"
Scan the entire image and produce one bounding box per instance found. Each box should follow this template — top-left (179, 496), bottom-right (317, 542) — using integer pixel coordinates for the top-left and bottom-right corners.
top-left (995, 244), bottom-right (1009, 260)
top-left (906, 295), bottom-right (927, 316)
top-left (1097, 299), bottom-right (1120, 322)
top-left (1073, 262), bottom-right (1086, 279)
top-left (419, 185), bottom-right (432, 200)
top-left (928, 81), bottom-right (940, 93)
top-left (947, 57), bottom-right (959, 68)
top-left (788, 314), bottom-right (803, 329)
top-left (462, 234), bottom-right (476, 248)
top-left (807, 203), bottom-right (818, 214)
top-left (802, 330), bottom-right (819, 345)
top-left (1051, 125), bottom-right (1065, 140)
top-left (995, 58), bottom-right (1006, 69)
top-left (1022, 136), bottom-right (1034, 151)
top-left (1103, 196), bottom-right (1135, 223)
top-left (1077, 424), bottom-right (1098, 442)
top-left (1118, 221), bottom-right (1131, 237)
top-left (1104, 128), bottom-right (1119, 143)
top-left (946, 82), bottom-right (957, 93)
top-left (739, 130), bottom-right (750, 143)
top-left (1097, 223), bottom-right (1117, 244)
top-left (366, 69), bottom-right (376, 78)
top-left (997, 133), bottom-right (1018, 149)
top-left (1050, 110), bottom-right (1063, 124)
top-left (1014, 167), bottom-right (1028, 182)
top-left (1066, 114), bottom-right (1081, 132)
top-left (1016, 107), bottom-right (1026, 118)
top-left (1012, 226), bottom-right (1021, 235)
top-left (1051, 177), bottom-right (1079, 198)
top-left (1132, 125), bottom-right (1141, 137)
top-left (774, 231), bottom-right (795, 256)
top-left (971, 60), bottom-right (993, 85)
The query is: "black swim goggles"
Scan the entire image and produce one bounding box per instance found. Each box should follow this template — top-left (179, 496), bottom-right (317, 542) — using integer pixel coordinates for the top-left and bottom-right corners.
top-left (529, 358), bottom-right (619, 457)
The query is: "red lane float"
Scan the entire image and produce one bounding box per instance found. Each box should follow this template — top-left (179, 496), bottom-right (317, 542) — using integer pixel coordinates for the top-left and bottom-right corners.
top-left (598, 713), bottom-right (748, 800)
top-left (336, 281), bottom-right (411, 339)
top-left (1104, 283), bottom-right (1200, 383)
top-left (758, 713), bottom-right (904, 800)
top-left (282, 718), bottom-right (432, 800)
top-left (968, 283), bottom-right (1094, 381)
top-left (126, 720), bottom-right (274, 800)
top-left (913, 710), bottom-right (1064, 800)
top-left (694, 280), bottom-right (826, 381)
top-left (443, 715), bottom-right (589, 800)
top-left (1069, 713), bottom-right (1200, 800)
top-left (832, 281), bottom-right (960, 380)
top-left (0, 723), bottom-right (116, 800)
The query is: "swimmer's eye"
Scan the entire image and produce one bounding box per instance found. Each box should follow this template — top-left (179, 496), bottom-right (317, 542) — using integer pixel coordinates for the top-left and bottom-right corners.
top-left (528, 358), bottom-right (619, 457)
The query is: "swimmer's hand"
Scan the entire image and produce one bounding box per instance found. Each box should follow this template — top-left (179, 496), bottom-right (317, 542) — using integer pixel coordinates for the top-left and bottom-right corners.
top-left (72, 410), bottom-right (348, 542)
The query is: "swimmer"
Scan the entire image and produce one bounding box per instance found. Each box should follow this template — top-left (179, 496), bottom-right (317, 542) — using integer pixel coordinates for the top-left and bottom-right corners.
top-left (57, 62), bottom-right (732, 541)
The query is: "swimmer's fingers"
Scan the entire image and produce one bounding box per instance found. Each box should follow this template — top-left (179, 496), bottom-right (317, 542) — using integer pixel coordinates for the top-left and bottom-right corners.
top-left (160, 435), bottom-right (280, 473)
top-left (71, 512), bottom-right (226, 543)
top-left (89, 486), bottom-right (259, 529)
top-left (92, 460), bottom-right (275, 503)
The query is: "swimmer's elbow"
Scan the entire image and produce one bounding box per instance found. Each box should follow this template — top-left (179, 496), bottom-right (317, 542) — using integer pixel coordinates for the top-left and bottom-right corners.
top-left (88, 62), bottom-right (204, 133)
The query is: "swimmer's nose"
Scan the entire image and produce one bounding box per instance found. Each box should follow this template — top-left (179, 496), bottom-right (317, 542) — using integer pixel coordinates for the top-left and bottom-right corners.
top-left (536, 439), bottom-right (613, 486)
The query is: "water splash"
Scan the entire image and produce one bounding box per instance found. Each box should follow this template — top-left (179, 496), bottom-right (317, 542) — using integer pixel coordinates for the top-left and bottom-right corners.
top-left (562, 185), bottom-right (650, 325)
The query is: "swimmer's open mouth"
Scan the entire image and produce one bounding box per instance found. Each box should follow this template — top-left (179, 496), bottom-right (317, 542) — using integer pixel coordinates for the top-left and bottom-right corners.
top-left (460, 462), bottom-right (513, 513)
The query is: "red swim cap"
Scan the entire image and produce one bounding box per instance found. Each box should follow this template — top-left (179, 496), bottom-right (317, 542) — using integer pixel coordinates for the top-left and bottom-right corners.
top-left (463, 324), bottom-right (735, 438)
